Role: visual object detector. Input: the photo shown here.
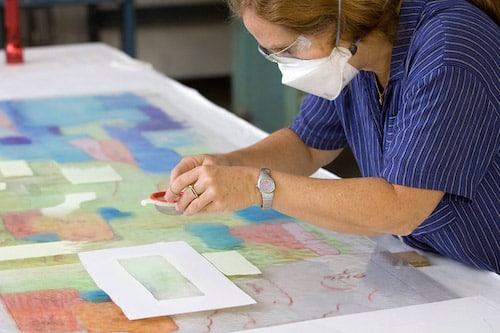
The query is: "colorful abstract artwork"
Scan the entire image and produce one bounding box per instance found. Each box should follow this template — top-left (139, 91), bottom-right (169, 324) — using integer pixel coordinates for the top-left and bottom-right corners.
top-left (0, 93), bottom-right (453, 332)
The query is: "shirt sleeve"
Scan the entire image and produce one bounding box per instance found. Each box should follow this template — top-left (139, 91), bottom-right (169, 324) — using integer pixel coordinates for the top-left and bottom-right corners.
top-left (289, 94), bottom-right (348, 150)
top-left (383, 65), bottom-right (499, 200)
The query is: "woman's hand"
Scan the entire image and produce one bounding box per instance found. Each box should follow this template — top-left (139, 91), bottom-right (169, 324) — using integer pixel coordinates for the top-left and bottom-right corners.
top-left (165, 154), bottom-right (260, 215)
top-left (165, 154), bottom-right (221, 201)
top-left (168, 163), bottom-right (260, 215)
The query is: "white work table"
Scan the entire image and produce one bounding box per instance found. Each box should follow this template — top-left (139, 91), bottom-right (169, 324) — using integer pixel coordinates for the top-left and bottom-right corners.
top-left (0, 43), bottom-right (498, 332)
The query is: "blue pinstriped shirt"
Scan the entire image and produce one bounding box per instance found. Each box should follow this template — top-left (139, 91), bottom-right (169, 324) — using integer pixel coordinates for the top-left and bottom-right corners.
top-left (289, 0), bottom-right (499, 272)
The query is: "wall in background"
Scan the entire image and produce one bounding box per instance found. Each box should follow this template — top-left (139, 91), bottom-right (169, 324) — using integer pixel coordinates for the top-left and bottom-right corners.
top-left (17, 0), bottom-right (232, 79)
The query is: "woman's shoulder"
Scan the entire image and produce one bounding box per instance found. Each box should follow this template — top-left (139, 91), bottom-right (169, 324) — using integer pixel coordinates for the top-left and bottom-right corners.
top-left (412, 0), bottom-right (499, 62)
top-left (405, 1), bottom-right (499, 89)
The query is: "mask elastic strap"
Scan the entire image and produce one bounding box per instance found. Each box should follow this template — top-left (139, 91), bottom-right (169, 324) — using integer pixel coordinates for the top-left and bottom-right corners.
top-left (336, 0), bottom-right (358, 55)
top-left (336, 0), bottom-right (342, 46)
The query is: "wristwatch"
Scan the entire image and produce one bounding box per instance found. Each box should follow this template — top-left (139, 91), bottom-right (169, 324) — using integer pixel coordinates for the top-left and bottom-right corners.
top-left (256, 168), bottom-right (275, 210)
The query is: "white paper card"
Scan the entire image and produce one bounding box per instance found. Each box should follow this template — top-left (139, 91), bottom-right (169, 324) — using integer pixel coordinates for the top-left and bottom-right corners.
top-left (61, 165), bottom-right (122, 184)
top-left (78, 241), bottom-right (256, 320)
top-left (203, 251), bottom-right (261, 276)
top-left (0, 160), bottom-right (33, 177)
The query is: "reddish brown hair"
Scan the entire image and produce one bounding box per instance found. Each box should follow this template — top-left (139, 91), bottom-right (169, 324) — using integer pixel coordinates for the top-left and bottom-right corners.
top-left (226, 0), bottom-right (499, 42)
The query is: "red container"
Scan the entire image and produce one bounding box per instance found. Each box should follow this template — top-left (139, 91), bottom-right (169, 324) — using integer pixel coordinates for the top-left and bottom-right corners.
top-left (4, 0), bottom-right (23, 64)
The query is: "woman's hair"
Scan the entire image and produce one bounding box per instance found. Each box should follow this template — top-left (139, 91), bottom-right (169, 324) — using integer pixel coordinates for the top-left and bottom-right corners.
top-left (469, 0), bottom-right (500, 24)
top-left (226, 0), bottom-right (499, 43)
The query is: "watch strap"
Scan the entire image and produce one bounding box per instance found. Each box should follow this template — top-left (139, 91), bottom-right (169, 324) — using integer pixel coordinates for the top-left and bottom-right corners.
top-left (257, 168), bottom-right (275, 210)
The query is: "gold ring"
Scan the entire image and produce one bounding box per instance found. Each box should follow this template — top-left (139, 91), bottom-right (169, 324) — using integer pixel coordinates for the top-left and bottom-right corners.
top-left (187, 184), bottom-right (199, 199)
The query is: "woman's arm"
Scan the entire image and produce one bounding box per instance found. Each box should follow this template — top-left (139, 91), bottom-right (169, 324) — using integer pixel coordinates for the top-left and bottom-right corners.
top-left (223, 128), bottom-right (342, 175)
top-left (165, 128), bottom-right (340, 200)
top-left (268, 173), bottom-right (444, 235)
top-left (168, 129), bottom-right (444, 236)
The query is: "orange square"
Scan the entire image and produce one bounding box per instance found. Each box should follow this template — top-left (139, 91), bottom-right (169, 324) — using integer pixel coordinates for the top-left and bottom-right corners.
top-left (72, 301), bottom-right (178, 333)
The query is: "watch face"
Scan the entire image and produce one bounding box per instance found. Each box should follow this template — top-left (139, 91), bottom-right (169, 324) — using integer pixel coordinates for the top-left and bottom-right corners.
top-left (260, 179), bottom-right (275, 193)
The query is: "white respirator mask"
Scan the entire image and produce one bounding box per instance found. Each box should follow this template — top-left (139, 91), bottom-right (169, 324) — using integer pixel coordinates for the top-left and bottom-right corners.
top-left (260, 0), bottom-right (359, 100)
top-left (277, 46), bottom-right (358, 100)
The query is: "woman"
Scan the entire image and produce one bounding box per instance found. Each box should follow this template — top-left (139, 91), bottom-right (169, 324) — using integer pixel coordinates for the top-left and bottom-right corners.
top-left (165, 0), bottom-right (499, 273)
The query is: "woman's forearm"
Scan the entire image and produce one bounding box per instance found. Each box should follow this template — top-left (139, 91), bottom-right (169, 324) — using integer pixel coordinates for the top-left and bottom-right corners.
top-left (224, 128), bottom-right (341, 175)
top-left (269, 172), bottom-right (444, 236)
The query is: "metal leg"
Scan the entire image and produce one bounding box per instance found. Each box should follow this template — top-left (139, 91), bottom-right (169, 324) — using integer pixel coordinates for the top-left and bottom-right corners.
top-left (121, 0), bottom-right (135, 57)
top-left (87, 4), bottom-right (99, 42)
